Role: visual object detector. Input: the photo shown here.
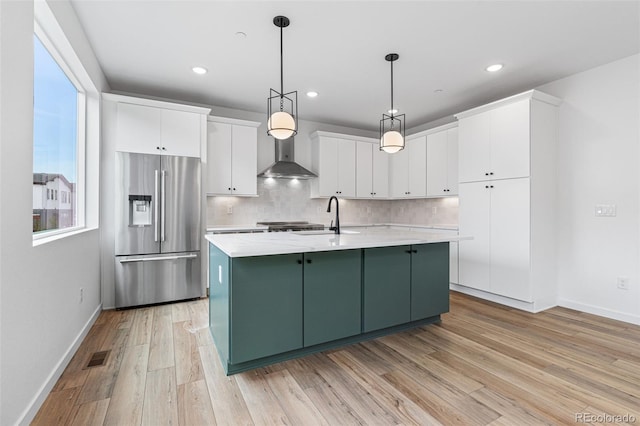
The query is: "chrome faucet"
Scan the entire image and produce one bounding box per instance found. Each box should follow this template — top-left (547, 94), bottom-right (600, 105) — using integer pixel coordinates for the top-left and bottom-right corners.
top-left (326, 196), bottom-right (340, 235)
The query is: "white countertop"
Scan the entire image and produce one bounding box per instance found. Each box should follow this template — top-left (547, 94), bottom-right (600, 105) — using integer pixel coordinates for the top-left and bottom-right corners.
top-left (206, 224), bottom-right (268, 233)
top-left (206, 223), bottom-right (458, 233)
top-left (206, 227), bottom-right (469, 258)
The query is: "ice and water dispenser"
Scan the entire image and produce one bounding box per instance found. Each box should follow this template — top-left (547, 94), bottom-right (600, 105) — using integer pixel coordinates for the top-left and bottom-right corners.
top-left (128, 195), bottom-right (152, 226)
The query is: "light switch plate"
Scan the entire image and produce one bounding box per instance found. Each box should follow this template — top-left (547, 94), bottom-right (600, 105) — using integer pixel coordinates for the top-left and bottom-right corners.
top-left (595, 204), bottom-right (616, 217)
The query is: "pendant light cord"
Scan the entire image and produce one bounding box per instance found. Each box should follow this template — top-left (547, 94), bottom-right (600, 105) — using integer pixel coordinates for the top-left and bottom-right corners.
top-left (390, 59), bottom-right (394, 118)
top-left (280, 24), bottom-right (284, 97)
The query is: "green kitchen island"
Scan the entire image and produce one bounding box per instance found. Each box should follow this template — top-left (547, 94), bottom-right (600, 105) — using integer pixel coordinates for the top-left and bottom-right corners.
top-left (206, 227), bottom-right (466, 375)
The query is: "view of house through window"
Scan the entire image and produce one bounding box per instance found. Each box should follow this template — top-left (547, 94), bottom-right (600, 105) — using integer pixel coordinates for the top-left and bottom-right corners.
top-left (33, 34), bottom-right (80, 234)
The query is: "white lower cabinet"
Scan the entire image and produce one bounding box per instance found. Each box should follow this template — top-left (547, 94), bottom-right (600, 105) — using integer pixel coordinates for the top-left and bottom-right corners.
top-left (458, 178), bottom-right (530, 301)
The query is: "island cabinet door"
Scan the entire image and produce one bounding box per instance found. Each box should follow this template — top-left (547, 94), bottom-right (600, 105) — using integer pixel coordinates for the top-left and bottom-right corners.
top-left (410, 243), bottom-right (450, 321)
top-left (363, 246), bottom-right (411, 332)
top-left (229, 254), bottom-right (303, 364)
top-left (303, 250), bottom-right (362, 347)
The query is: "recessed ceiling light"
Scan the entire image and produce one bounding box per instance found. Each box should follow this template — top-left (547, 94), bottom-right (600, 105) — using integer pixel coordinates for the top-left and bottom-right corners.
top-left (192, 66), bottom-right (207, 75)
top-left (306, 91), bottom-right (318, 98)
top-left (485, 63), bottom-right (504, 72)
top-left (388, 108), bottom-right (398, 114)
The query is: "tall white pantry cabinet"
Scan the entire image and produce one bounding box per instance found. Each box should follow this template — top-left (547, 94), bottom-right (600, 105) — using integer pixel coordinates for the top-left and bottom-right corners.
top-left (454, 90), bottom-right (562, 312)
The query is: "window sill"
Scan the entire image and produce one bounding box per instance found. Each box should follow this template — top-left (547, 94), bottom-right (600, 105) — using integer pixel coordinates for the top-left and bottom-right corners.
top-left (33, 226), bottom-right (98, 247)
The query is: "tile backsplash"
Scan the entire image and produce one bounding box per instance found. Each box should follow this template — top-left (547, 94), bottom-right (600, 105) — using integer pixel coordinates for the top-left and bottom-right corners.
top-left (207, 179), bottom-right (458, 227)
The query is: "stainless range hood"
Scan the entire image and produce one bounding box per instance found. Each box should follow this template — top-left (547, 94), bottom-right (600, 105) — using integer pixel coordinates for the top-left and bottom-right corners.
top-left (257, 137), bottom-right (317, 179)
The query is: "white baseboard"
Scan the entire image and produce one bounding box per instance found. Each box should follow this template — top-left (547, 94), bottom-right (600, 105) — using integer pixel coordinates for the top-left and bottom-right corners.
top-left (558, 298), bottom-right (640, 326)
top-left (18, 304), bottom-right (102, 426)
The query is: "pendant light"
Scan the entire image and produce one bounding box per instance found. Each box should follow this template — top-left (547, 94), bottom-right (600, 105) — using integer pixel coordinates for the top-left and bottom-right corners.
top-left (380, 53), bottom-right (405, 153)
top-left (267, 15), bottom-right (298, 140)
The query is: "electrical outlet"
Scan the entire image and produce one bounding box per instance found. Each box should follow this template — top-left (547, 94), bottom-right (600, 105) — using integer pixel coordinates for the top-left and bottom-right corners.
top-left (617, 277), bottom-right (629, 290)
top-left (227, 205), bottom-right (233, 215)
top-left (79, 287), bottom-right (84, 303)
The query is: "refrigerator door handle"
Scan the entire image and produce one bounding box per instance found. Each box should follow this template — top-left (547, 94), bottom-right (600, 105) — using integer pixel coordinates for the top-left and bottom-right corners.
top-left (161, 170), bottom-right (166, 242)
top-left (154, 169), bottom-right (159, 242)
top-left (119, 253), bottom-right (198, 264)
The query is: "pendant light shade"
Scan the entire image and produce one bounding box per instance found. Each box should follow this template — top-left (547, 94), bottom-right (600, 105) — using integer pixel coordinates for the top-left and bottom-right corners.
top-left (380, 53), bottom-right (405, 153)
top-left (267, 16), bottom-right (298, 140)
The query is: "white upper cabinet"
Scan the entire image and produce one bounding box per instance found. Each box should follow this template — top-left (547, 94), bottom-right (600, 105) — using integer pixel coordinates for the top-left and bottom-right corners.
top-left (207, 118), bottom-right (260, 196)
top-left (427, 125), bottom-right (458, 196)
top-left (311, 132), bottom-right (356, 198)
top-left (458, 98), bottom-right (530, 183)
top-left (109, 94), bottom-right (209, 158)
top-left (389, 135), bottom-right (427, 198)
top-left (160, 109), bottom-right (202, 157)
top-left (356, 141), bottom-right (389, 198)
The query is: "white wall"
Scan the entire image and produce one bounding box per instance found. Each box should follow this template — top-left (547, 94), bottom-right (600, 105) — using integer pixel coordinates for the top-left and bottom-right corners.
top-left (0, 1), bottom-right (108, 425)
top-left (538, 54), bottom-right (640, 324)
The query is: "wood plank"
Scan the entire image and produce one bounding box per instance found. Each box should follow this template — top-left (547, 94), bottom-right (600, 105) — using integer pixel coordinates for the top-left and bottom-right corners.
top-left (103, 343), bottom-right (149, 426)
top-left (52, 323), bottom-right (108, 392)
top-left (234, 370), bottom-right (293, 425)
top-left (77, 327), bottom-right (130, 404)
top-left (302, 353), bottom-right (403, 425)
top-left (284, 357), bottom-right (368, 425)
top-left (171, 300), bottom-right (192, 323)
top-left (263, 369), bottom-right (329, 426)
top-left (469, 387), bottom-right (556, 425)
top-left (69, 399), bottom-right (110, 426)
top-left (148, 304), bottom-right (175, 371)
top-left (382, 369), bottom-right (480, 425)
top-left (328, 349), bottom-right (443, 425)
top-left (31, 387), bottom-right (82, 426)
top-left (198, 344), bottom-right (254, 425)
top-left (127, 307), bottom-right (153, 346)
top-left (174, 320), bottom-right (204, 385)
top-left (142, 367), bottom-right (179, 426)
top-left (189, 299), bottom-right (214, 346)
top-left (177, 380), bottom-right (217, 425)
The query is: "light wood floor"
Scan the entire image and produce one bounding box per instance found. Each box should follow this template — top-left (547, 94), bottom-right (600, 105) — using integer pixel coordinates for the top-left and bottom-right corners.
top-left (33, 291), bottom-right (640, 425)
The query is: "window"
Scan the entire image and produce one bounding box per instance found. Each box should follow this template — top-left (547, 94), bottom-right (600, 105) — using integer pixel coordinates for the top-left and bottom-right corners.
top-left (32, 31), bottom-right (85, 235)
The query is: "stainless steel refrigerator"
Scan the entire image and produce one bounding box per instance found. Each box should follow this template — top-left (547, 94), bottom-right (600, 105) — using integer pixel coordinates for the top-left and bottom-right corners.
top-left (115, 152), bottom-right (202, 308)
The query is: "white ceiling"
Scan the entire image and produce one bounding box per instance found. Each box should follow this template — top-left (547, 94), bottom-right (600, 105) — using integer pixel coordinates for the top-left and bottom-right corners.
top-left (71, 1), bottom-right (639, 131)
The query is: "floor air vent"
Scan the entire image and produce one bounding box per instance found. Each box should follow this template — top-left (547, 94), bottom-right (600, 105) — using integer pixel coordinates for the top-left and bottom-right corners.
top-left (85, 350), bottom-right (110, 368)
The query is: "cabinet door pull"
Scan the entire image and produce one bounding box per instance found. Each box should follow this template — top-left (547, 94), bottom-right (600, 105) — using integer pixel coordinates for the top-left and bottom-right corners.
top-left (156, 146), bottom-right (161, 150)
top-left (228, 187), bottom-right (231, 191)
top-left (485, 172), bottom-right (489, 176)
top-left (405, 250), bottom-right (412, 254)
top-left (306, 259), bottom-right (312, 264)
top-left (233, 187), bottom-right (236, 191)
top-left (489, 172), bottom-right (494, 175)
top-left (490, 185), bottom-right (494, 188)
top-left (297, 259), bottom-right (302, 264)
top-left (412, 249), bottom-right (418, 253)
top-left (485, 185), bottom-right (489, 189)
